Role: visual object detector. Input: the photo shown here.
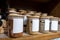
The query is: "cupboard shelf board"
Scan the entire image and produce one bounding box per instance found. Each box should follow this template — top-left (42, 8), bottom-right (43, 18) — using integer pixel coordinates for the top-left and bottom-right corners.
top-left (0, 32), bottom-right (60, 40)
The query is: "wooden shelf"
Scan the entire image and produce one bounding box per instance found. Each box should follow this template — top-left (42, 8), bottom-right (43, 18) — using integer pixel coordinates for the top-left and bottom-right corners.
top-left (0, 32), bottom-right (60, 40)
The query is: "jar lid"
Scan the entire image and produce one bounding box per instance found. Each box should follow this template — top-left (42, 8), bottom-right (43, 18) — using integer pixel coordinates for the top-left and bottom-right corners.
top-left (24, 14), bottom-right (31, 16)
top-left (19, 10), bottom-right (27, 15)
top-left (27, 11), bottom-right (35, 15)
top-left (41, 13), bottom-right (47, 17)
top-left (9, 13), bottom-right (24, 17)
top-left (50, 17), bottom-right (59, 20)
top-left (9, 12), bottom-right (19, 14)
top-left (9, 8), bottom-right (16, 13)
top-left (8, 14), bottom-right (24, 20)
top-left (41, 16), bottom-right (51, 19)
top-left (34, 12), bottom-right (41, 16)
top-left (27, 16), bottom-right (40, 18)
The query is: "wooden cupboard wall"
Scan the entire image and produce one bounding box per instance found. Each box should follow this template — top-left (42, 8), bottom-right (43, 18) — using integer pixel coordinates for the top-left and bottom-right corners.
top-left (50, 2), bottom-right (60, 17)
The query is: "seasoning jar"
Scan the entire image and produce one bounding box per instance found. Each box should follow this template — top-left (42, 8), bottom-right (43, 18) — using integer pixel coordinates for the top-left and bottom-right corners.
top-left (50, 17), bottom-right (59, 32)
top-left (8, 13), bottom-right (24, 38)
top-left (39, 16), bottom-right (51, 33)
top-left (26, 16), bottom-right (40, 34)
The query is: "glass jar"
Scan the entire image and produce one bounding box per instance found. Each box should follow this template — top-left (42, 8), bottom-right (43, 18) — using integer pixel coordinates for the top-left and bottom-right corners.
top-left (40, 16), bottom-right (51, 33)
top-left (8, 14), bottom-right (24, 38)
top-left (26, 16), bottom-right (40, 34)
top-left (50, 17), bottom-right (59, 32)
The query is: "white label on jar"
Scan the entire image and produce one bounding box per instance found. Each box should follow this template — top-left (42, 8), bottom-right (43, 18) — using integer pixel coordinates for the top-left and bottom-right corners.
top-left (13, 18), bottom-right (23, 33)
top-left (45, 19), bottom-right (50, 30)
top-left (51, 21), bottom-right (58, 31)
top-left (32, 18), bottom-right (39, 32)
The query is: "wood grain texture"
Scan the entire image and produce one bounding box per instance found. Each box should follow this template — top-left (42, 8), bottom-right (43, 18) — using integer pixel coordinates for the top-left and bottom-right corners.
top-left (0, 32), bottom-right (60, 40)
top-left (50, 2), bottom-right (60, 17)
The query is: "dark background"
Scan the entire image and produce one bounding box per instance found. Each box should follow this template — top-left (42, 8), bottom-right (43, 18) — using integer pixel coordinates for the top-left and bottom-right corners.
top-left (0, 0), bottom-right (60, 19)
top-left (0, 0), bottom-right (60, 14)
top-left (9, 0), bottom-right (60, 14)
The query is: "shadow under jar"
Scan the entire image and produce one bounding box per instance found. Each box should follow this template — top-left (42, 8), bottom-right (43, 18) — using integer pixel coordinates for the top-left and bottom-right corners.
top-left (8, 14), bottom-right (24, 38)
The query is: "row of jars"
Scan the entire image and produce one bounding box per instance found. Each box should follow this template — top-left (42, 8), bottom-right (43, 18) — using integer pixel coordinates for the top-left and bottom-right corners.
top-left (8, 8), bottom-right (60, 38)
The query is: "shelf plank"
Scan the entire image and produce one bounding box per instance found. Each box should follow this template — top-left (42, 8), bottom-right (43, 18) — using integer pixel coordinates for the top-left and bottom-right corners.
top-left (0, 32), bottom-right (60, 40)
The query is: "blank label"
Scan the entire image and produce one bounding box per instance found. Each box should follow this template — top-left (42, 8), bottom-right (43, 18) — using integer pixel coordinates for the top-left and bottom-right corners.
top-left (51, 21), bottom-right (58, 31)
top-left (13, 18), bottom-right (23, 33)
top-left (32, 18), bottom-right (39, 32)
top-left (45, 19), bottom-right (50, 30)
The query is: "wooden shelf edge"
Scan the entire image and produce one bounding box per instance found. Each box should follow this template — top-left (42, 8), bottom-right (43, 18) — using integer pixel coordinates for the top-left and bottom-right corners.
top-left (0, 32), bottom-right (60, 40)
